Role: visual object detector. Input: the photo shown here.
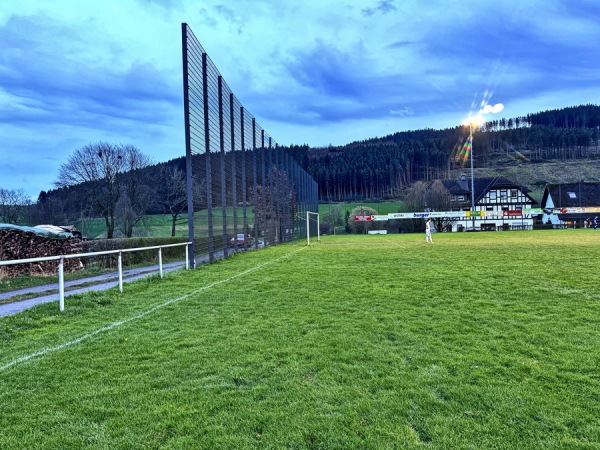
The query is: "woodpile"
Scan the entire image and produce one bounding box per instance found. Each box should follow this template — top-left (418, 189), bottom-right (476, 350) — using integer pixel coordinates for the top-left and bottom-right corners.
top-left (0, 226), bottom-right (83, 278)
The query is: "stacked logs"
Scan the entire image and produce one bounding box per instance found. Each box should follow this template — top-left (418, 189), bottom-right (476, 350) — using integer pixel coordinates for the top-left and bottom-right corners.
top-left (0, 227), bottom-right (83, 278)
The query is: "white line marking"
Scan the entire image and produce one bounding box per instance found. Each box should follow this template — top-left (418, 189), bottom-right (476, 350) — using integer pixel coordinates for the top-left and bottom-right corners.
top-left (1, 247), bottom-right (306, 372)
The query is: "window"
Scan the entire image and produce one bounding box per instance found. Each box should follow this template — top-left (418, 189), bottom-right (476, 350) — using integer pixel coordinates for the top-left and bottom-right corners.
top-left (511, 190), bottom-right (518, 199)
top-left (500, 190), bottom-right (508, 199)
top-left (568, 192), bottom-right (577, 199)
top-left (486, 206), bottom-right (494, 211)
top-left (490, 191), bottom-right (497, 200)
top-left (457, 195), bottom-right (465, 201)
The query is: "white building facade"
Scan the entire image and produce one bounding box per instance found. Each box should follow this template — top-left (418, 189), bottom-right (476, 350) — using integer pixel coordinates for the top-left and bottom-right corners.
top-left (441, 176), bottom-right (537, 231)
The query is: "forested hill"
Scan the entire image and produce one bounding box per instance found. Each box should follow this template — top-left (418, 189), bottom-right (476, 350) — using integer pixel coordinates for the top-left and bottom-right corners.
top-left (285, 104), bottom-right (600, 202)
top-left (37, 104), bottom-right (600, 223)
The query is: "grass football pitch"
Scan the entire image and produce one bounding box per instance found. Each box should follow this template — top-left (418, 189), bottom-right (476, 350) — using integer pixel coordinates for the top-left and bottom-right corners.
top-left (1, 230), bottom-right (599, 449)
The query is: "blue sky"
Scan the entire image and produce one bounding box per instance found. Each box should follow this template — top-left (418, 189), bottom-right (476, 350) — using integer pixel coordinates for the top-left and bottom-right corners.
top-left (2, 0), bottom-right (600, 199)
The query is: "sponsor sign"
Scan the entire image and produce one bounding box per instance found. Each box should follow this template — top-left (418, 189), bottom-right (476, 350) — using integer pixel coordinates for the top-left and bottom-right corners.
top-left (372, 215), bottom-right (389, 221)
top-left (546, 206), bottom-right (600, 214)
top-left (387, 211), bottom-right (468, 220)
top-left (503, 210), bottom-right (522, 217)
top-left (439, 211), bottom-right (468, 218)
top-left (388, 213), bottom-right (411, 219)
top-left (523, 208), bottom-right (543, 215)
top-left (354, 215), bottom-right (373, 221)
top-left (466, 211), bottom-right (485, 217)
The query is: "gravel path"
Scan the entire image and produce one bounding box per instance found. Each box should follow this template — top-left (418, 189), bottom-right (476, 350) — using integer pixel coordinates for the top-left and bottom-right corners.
top-left (0, 261), bottom-right (186, 317)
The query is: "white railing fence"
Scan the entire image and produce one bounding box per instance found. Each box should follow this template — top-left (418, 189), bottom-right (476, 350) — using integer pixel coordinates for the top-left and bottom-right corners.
top-left (0, 242), bottom-right (192, 312)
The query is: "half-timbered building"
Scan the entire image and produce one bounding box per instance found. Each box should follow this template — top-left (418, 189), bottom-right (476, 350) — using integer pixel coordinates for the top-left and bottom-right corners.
top-left (438, 175), bottom-right (537, 231)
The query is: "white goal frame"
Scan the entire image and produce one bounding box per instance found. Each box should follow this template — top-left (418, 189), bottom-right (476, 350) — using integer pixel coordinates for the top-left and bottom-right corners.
top-left (306, 211), bottom-right (320, 246)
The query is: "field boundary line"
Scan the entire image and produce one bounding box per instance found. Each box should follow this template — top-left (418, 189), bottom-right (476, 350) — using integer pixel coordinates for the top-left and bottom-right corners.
top-left (0, 246), bottom-right (307, 373)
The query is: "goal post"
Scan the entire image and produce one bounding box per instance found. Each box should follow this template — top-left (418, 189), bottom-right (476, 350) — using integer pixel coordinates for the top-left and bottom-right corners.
top-left (306, 211), bottom-right (320, 246)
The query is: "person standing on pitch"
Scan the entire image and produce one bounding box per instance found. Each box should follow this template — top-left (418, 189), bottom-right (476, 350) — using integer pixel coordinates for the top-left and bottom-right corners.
top-left (425, 218), bottom-right (433, 243)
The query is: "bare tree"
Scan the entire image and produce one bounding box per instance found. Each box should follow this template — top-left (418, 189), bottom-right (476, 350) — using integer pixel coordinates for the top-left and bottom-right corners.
top-left (424, 180), bottom-right (451, 211)
top-left (55, 142), bottom-right (152, 238)
top-left (0, 188), bottom-right (32, 224)
top-left (347, 205), bottom-right (378, 234)
top-left (117, 145), bottom-right (154, 237)
top-left (401, 180), bottom-right (455, 232)
top-left (254, 166), bottom-right (297, 244)
top-left (321, 204), bottom-right (344, 234)
top-left (400, 181), bottom-right (427, 233)
top-left (160, 166), bottom-right (188, 237)
top-left (424, 180), bottom-right (456, 231)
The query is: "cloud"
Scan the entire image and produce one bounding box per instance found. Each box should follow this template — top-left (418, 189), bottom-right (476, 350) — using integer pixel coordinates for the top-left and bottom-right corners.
top-left (214, 4), bottom-right (245, 34)
top-left (389, 107), bottom-right (414, 117)
top-left (284, 41), bottom-right (368, 98)
top-left (386, 40), bottom-right (414, 49)
top-left (362, 0), bottom-right (397, 17)
top-left (0, 14), bottom-right (180, 129)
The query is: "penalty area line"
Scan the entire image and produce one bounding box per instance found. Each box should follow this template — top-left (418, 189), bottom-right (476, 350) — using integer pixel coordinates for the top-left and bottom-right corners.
top-left (0, 246), bottom-right (306, 373)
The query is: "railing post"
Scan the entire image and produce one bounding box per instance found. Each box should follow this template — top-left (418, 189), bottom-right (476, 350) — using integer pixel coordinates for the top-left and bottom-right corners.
top-left (158, 247), bottom-right (163, 278)
top-left (306, 211), bottom-right (310, 246)
top-left (58, 257), bottom-right (65, 312)
top-left (118, 251), bottom-right (123, 293)
top-left (185, 244), bottom-right (189, 270)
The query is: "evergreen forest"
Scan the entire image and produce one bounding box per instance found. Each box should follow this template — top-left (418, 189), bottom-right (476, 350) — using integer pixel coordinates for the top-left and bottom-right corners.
top-left (286, 104), bottom-right (600, 201)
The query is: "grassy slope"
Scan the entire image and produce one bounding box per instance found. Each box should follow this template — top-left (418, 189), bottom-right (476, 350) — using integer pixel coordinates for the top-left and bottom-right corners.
top-left (1, 231), bottom-right (599, 449)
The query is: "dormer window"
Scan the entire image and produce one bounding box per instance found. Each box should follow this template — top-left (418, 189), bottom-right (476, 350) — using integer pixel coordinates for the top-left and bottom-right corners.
top-left (567, 192), bottom-right (577, 199)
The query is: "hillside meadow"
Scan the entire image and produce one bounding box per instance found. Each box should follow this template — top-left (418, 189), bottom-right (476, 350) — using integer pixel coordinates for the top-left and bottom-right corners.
top-left (1, 230), bottom-right (599, 449)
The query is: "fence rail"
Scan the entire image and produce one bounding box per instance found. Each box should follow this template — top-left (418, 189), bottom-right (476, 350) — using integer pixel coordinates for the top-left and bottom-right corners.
top-left (0, 242), bottom-right (192, 312)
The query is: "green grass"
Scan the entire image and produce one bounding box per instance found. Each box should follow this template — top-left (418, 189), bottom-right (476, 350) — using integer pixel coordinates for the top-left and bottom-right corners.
top-left (1, 231), bottom-right (600, 448)
top-left (76, 208), bottom-right (258, 239)
top-left (75, 214), bottom-right (190, 239)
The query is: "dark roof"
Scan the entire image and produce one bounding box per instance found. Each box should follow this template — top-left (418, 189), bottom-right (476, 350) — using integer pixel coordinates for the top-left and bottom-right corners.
top-left (443, 176), bottom-right (534, 205)
top-left (541, 182), bottom-right (600, 209)
top-left (442, 180), bottom-right (469, 195)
